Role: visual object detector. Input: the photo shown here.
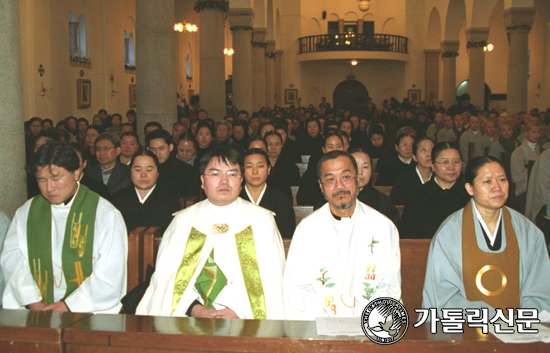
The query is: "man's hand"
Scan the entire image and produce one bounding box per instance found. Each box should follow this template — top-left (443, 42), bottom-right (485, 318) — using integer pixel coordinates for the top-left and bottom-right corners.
top-left (27, 301), bottom-right (46, 311)
top-left (41, 301), bottom-right (69, 312)
top-left (190, 304), bottom-right (217, 318)
top-left (209, 308), bottom-right (239, 319)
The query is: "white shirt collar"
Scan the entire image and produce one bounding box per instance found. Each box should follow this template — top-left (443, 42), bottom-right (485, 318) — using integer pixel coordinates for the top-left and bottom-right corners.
top-left (398, 155), bottom-right (412, 164)
top-left (526, 140), bottom-right (537, 152)
top-left (135, 184), bottom-right (156, 204)
top-left (120, 156), bottom-right (131, 165)
top-left (416, 166), bottom-right (432, 184)
top-left (473, 203), bottom-right (502, 247)
top-left (51, 182), bottom-right (81, 210)
top-left (244, 184), bottom-right (267, 205)
top-left (472, 129), bottom-right (480, 135)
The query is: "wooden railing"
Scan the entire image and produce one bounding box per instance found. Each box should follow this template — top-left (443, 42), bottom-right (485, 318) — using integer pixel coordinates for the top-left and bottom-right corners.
top-left (298, 33), bottom-right (408, 54)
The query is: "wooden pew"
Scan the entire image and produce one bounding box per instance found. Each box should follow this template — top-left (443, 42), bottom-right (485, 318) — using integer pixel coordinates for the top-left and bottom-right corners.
top-left (294, 205), bottom-right (313, 226)
top-left (291, 186), bottom-right (298, 206)
top-left (301, 155), bottom-right (310, 164)
top-left (371, 172), bottom-right (378, 186)
top-left (296, 162), bottom-right (308, 177)
top-left (374, 186), bottom-right (392, 197)
top-left (0, 309), bottom-right (92, 353)
top-left (400, 239), bottom-right (431, 319)
top-left (143, 227), bottom-right (162, 277)
top-left (396, 205), bottom-right (404, 219)
top-left (127, 227), bottom-right (147, 292)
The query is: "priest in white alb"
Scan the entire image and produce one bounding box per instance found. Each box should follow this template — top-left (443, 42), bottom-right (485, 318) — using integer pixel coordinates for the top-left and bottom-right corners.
top-left (136, 147), bottom-right (285, 319)
top-left (1, 141), bottom-right (127, 313)
top-left (283, 150), bottom-right (401, 320)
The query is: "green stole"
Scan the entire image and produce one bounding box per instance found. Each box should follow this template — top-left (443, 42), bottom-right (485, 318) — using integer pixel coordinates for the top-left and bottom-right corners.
top-left (27, 185), bottom-right (99, 305)
top-left (171, 225), bottom-right (267, 319)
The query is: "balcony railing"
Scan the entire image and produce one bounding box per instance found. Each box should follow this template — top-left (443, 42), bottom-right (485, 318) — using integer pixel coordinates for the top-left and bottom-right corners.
top-left (298, 33), bottom-right (408, 54)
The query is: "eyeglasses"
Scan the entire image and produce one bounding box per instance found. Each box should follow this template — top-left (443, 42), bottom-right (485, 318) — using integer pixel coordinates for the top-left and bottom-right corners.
top-left (321, 175), bottom-right (356, 187)
top-left (399, 142), bottom-right (413, 148)
top-left (95, 146), bottom-right (115, 152)
top-left (434, 159), bottom-right (462, 168)
top-left (204, 170), bottom-right (241, 179)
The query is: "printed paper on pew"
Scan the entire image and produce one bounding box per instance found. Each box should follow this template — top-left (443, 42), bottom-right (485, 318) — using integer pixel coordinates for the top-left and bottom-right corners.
top-left (489, 324), bottom-right (550, 343)
top-left (315, 317), bottom-right (364, 336)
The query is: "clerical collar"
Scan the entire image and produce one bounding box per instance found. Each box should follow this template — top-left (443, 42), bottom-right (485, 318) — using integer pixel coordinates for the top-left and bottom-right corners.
top-left (398, 155), bottom-right (412, 164)
top-left (473, 203), bottom-right (502, 248)
top-left (245, 184), bottom-right (267, 206)
top-left (526, 140), bottom-right (537, 152)
top-left (135, 184), bottom-right (156, 204)
top-left (416, 166), bottom-right (432, 184)
top-left (59, 182), bottom-right (80, 207)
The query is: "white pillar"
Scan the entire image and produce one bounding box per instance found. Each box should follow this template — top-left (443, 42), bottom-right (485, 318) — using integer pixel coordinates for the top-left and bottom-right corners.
top-left (466, 27), bottom-right (489, 108)
top-left (0, 0), bottom-right (27, 216)
top-left (228, 8), bottom-right (253, 115)
top-left (252, 27), bottom-right (267, 111)
top-left (135, 0), bottom-right (176, 139)
top-left (441, 40), bottom-right (460, 109)
top-left (504, 8), bottom-right (535, 115)
top-left (199, 7), bottom-right (226, 120)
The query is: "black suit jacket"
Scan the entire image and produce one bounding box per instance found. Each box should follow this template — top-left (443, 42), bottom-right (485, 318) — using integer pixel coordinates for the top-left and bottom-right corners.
top-left (88, 159), bottom-right (131, 195)
top-left (158, 156), bottom-right (201, 198)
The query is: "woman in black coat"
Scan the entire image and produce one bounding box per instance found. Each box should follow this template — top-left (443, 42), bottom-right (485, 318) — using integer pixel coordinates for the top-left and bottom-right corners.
top-left (375, 127), bottom-right (417, 186)
top-left (239, 148), bottom-right (296, 239)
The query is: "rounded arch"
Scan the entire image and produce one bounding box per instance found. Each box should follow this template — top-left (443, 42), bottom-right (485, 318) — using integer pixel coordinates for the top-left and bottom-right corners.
top-left (327, 13), bottom-right (339, 22)
top-left (362, 13), bottom-right (374, 21)
top-left (456, 80), bottom-right (492, 110)
top-left (308, 87), bottom-right (321, 107)
top-left (382, 18), bottom-right (398, 34)
top-left (332, 80), bottom-right (369, 110)
top-left (253, 0), bottom-right (265, 27)
top-left (344, 12), bottom-right (358, 22)
top-left (444, 0), bottom-right (466, 41)
top-left (426, 7), bottom-right (442, 49)
top-left (304, 17), bottom-right (321, 36)
top-left (266, 0), bottom-right (274, 40)
top-left (382, 87), bottom-right (398, 102)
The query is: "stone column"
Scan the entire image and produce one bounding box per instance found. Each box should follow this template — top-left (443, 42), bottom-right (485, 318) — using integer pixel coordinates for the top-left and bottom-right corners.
top-left (424, 49), bottom-right (440, 103)
top-left (0, 0), bottom-right (27, 216)
top-left (504, 8), bottom-right (535, 115)
top-left (466, 27), bottom-right (489, 109)
top-left (228, 8), bottom-right (253, 115)
top-left (265, 40), bottom-right (276, 109)
top-left (440, 40), bottom-right (460, 109)
top-left (252, 27), bottom-right (267, 111)
top-left (135, 0), bottom-right (176, 140)
top-left (199, 7), bottom-right (226, 120)
top-left (274, 49), bottom-right (283, 107)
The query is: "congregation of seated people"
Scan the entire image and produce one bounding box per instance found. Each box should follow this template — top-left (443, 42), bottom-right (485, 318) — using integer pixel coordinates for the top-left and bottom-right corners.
top-left (2, 93), bottom-right (550, 323)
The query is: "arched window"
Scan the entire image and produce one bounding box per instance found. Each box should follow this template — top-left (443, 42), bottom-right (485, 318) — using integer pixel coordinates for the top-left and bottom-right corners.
top-left (124, 30), bottom-right (128, 64)
top-left (186, 54), bottom-right (191, 79)
top-left (128, 33), bottom-right (135, 65)
top-left (78, 15), bottom-right (86, 57)
top-left (69, 11), bottom-right (77, 56)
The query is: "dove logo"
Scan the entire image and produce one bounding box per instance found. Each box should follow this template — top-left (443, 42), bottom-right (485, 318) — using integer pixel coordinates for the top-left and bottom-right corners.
top-left (361, 297), bottom-right (409, 344)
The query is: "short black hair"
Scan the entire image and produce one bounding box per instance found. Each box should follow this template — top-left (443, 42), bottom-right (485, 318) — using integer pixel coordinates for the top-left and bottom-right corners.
top-left (198, 146), bottom-right (244, 175)
top-left (77, 117), bottom-right (89, 127)
top-left (145, 129), bottom-right (173, 147)
top-left (30, 141), bottom-right (80, 174)
top-left (432, 141), bottom-right (461, 162)
top-left (243, 148), bottom-right (271, 168)
top-left (264, 130), bottom-right (283, 143)
top-left (111, 113), bottom-right (122, 122)
top-left (121, 131), bottom-right (140, 144)
top-left (144, 121), bottom-right (163, 135)
top-left (190, 95), bottom-right (200, 106)
top-left (465, 156), bottom-right (504, 185)
top-left (195, 121), bottom-right (215, 136)
top-left (42, 118), bottom-right (53, 127)
top-left (237, 110), bottom-right (249, 118)
top-left (29, 117), bottom-right (42, 125)
top-left (248, 136), bottom-right (267, 150)
top-left (129, 149), bottom-right (159, 170)
top-left (126, 109), bottom-right (136, 117)
top-left (177, 131), bottom-right (197, 147)
top-left (413, 136), bottom-right (434, 155)
top-left (316, 150), bottom-right (358, 181)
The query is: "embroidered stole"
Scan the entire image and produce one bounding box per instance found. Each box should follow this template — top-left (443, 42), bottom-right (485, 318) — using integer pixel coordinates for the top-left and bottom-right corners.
top-left (27, 185), bottom-right (99, 305)
top-left (171, 225), bottom-right (266, 319)
top-left (462, 202), bottom-right (520, 309)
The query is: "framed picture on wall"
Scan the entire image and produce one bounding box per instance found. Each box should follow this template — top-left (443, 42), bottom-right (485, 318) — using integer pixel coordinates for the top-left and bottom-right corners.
top-left (408, 89), bottom-right (421, 103)
top-left (77, 79), bottom-right (91, 109)
top-left (129, 84), bottom-right (137, 107)
top-left (285, 89), bottom-right (298, 104)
